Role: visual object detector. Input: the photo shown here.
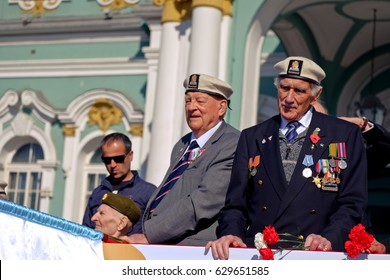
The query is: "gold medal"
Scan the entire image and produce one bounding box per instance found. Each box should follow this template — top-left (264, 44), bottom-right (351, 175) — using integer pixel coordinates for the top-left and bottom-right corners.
top-left (312, 175), bottom-right (322, 188)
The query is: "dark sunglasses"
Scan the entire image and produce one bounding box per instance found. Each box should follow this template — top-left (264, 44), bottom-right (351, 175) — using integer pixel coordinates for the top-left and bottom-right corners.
top-left (101, 153), bottom-right (128, 165)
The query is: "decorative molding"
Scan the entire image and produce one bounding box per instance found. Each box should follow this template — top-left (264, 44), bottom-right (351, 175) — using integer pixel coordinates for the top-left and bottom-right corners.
top-left (154, 0), bottom-right (191, 23)
top-left (62, 125), bottom-right (77, 137)
top-left (192, 0), bottom-right (223, 11)
top-left (87, 98), bottom-right (123, 132)
top-left (9, 0), bottom-right (63, 16)
top-left (11, 112), bottom-right (34, 136)
top-left (221, 0), bottom-right (232, 17)
top-left (129, 124), bottom-right (143, 136)
top-left (57, 89), bottom-right (143, 126)
top-left (20, 90), bottom-right (57, 122)
top-left (97, 0), bottom-right (140, 10)
top-left (0, 90), bottom-right (19, 118)
top-left (153, 0), bottom-right (230, 23)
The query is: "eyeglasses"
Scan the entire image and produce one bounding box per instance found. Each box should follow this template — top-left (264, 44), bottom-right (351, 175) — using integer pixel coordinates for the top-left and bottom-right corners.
top-left (101, 153), bottom-right (128, 165)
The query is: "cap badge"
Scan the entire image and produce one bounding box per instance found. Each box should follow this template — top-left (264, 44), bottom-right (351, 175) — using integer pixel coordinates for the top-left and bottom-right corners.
top-left (287, 60), bottom-right (303, 76)
top-left (188, 74), bottom-right (200, 89)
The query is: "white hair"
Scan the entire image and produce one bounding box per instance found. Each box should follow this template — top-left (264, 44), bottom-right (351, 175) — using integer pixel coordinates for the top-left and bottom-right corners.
top-left (274, 77), bottom-right (322, 96)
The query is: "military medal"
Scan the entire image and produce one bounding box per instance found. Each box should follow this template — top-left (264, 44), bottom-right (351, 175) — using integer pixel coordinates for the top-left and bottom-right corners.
top-left (321, 173), bottom-right (339, 191)
top-left (250, 167), bottom-right (257, 177)
top-left (312, 175), bottom-right (322, 188)
top-left (302, 155), bottom-right (314, 178)
top-left (248, 155), bottom-right (260, 178)
top-left (303, 168), bottom-right (312, 178)
top-left (337, 142), bottom-right (347, 169)
top-left (328, 143), bottom-right (337, 167)
top-left (328, 158), bottom-right (336, 168)
top-left (338, 160), bottom-right (347, 169)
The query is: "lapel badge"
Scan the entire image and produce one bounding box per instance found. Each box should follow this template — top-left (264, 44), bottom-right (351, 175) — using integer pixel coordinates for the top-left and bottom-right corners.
top-left (248, 155), bottom-right (260, 177)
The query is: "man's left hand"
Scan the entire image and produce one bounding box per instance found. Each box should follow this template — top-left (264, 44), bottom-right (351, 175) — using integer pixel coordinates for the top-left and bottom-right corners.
top-left (304, 234), bottom-right (332, 251)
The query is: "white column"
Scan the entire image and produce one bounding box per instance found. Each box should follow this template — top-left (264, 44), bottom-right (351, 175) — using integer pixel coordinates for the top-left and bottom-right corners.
top-left (140, 21), bottom-right (161, 177)
top-left (187, 6), bottom-right (222, 76)
top-left (218, 14), bottom-right (232, 82)
top-left (145, 21), bottom-right (190, 186)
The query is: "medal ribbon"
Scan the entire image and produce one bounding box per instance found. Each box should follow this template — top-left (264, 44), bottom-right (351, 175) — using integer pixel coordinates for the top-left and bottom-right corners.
top-left (302, 155), bottom-right (314, 167)
top-left (315, 160), bottom-right (321, 174)
top-left (328, 143), bottom-right (337, 158)
top-left (319, 159), bottom-right (328, 174)
top-left (189, 148), bottom-right (200, 161)
top-left (337, 142), bottom-right (346, 159)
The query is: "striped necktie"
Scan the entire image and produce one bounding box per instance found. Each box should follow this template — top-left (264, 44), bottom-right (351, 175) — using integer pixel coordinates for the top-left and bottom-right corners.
top-left (149, 140), bottom-right (199, 213)
top-left (285, 121), bottom-right (300, 143)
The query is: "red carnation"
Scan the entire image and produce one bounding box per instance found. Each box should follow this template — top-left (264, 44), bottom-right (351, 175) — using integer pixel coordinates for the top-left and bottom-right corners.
top-left (260, 248), bottom-right (274, 260)
top-left (263, 225), bottom-right (279, 245)
top-left (345, 240), bottom-right (362, 259)
top-left (345, 224), bottom-right (374, 258)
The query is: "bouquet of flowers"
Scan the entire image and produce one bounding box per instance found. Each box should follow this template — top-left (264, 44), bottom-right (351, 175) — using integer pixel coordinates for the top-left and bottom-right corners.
top-left (254, 225), bottom-right (306, 260)
top-left (344, 224), bottom-right (374, 258)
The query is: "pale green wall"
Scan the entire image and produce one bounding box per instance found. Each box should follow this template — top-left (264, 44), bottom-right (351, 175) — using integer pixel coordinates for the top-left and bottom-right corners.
top-left (226, 0), bottom-right (266, 128)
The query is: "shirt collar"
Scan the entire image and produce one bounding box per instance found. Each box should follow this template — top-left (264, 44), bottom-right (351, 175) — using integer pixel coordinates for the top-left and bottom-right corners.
top-left (280, 106), bottom-right (313, 131)
top-left (190, 120), bottom-right (223, 148)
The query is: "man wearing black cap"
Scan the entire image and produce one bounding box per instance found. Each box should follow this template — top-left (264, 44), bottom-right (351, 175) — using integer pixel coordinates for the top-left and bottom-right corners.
top-left (123, 73), bottom-right (240, 246)
top-left (207, 56), bottom-right (368, 259)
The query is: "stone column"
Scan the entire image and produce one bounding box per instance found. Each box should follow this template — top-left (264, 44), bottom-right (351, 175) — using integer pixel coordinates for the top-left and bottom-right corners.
top-left (146, 0), bottom-right (192, 185)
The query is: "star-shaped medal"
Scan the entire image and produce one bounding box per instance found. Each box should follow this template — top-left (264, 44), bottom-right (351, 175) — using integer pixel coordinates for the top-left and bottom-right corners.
top-left (312, 175), bottom-right (322, 188)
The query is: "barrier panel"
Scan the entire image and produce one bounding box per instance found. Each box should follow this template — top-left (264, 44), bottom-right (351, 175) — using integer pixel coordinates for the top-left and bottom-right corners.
top-left (1, 199), bottom-right (389, 260)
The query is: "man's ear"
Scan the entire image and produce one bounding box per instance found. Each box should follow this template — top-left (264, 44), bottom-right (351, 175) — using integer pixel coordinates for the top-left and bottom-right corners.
top-left (219, 100), bottom-right (228, 114)
top-left (117, 216), bottom-right (127, 231)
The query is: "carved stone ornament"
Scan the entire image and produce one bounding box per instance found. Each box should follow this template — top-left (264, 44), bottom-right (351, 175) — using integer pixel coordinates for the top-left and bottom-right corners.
top-left (96, 0), bottom-right (140, 11)
top-left (9, 0), bottom-right (63, 15)
top-left (88, 98), bottom-right (123, 132)
top-left (129, 124), bottom-right (143, 136)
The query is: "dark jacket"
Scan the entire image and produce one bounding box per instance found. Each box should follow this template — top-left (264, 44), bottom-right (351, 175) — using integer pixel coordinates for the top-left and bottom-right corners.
top-left (82, 171), bottom-right (156, 235)
top-left (217, 110), bottom-right (368, 251)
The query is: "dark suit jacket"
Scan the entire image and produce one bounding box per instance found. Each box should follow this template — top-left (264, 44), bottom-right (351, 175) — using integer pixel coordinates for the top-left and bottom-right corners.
top-left (364, 123), bottom-right (390, 177)
top-left (143, 121), bottom-right (240, 245)
top-left (217, 110), bottom-right (368, 251)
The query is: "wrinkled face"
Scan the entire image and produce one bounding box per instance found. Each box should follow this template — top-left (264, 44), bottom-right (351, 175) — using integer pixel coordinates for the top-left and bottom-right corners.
top-left (277, 78), bottom-right (320, 121)
top-left (185, 91), bottom-right (227, 138)
top-left (101, 140), bottom-right (133, 182)
top-left (91, 204), bottom-right (122, 236)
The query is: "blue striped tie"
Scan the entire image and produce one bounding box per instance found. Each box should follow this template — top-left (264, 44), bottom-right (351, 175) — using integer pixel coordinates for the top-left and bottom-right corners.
top-left (149, 140), bottom-right (199, 213)
top-left (285, 121), bottom-right (300, 143)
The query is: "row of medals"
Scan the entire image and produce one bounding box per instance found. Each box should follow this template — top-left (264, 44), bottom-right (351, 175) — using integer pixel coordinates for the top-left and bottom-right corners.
top-left (303, 157), bottom-right (347, 191)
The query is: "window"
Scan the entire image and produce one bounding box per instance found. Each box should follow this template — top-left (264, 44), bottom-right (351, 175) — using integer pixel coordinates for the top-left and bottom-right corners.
top-left (7, 143), bottom-right (44, 210)
top-left (83, 149), bottom-right (107, 208)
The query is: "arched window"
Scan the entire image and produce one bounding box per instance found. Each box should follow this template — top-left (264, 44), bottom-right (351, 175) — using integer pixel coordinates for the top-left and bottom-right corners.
top-left (7, 143), bottom-right (44, 210)
top-left (83, 149), bottom-right (107, 212)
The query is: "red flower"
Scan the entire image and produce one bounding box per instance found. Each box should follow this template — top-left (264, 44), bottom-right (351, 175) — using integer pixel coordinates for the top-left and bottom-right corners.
top-left (263, 225), bottom-right (279, 245)
top-left (345, 240), bottom-right (362, 259)
top-left (344, 224), bottom-right (374, 258)
top-left (259, 248), bottom-right (274, 260)
top-left (310, 128), bottom-right (321, 144)
top-left (310, 134), bottom-right (320, 144)
top-left (255, 225), bottom-right (307, 260)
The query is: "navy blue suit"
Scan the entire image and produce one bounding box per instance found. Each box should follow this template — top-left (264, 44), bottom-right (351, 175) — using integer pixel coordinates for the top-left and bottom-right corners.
top-left (217, 110), bottom-right (368, 251)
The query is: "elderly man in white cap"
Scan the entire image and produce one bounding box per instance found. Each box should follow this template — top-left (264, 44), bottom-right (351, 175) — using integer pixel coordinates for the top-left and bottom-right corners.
top-left (122, 74), bottom-right (240, 246)
top-left (207, 56), bottom-right (368, 259)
